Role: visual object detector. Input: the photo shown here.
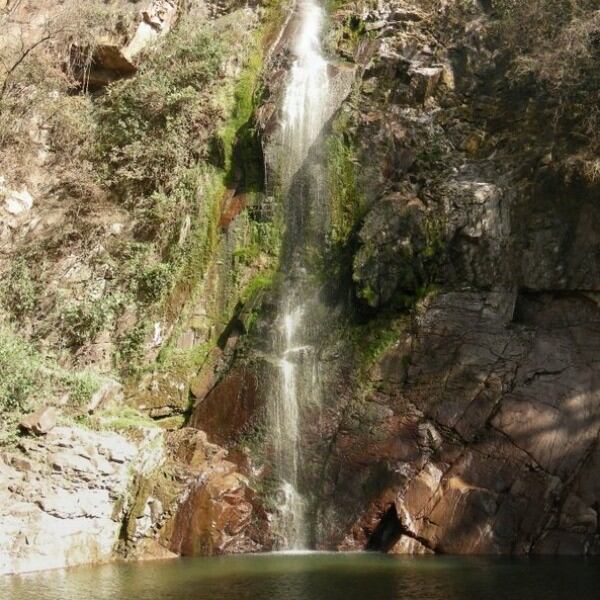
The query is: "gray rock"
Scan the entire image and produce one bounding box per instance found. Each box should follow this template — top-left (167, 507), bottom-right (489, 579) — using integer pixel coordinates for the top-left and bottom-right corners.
top-left (19, 407), bottom-right (57, 436)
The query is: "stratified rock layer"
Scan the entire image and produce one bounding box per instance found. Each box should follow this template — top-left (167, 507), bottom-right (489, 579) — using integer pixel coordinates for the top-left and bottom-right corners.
top-left (0, 426), bottom-right (164, 574)
top-left (324, 292), bottom-right (600, 555)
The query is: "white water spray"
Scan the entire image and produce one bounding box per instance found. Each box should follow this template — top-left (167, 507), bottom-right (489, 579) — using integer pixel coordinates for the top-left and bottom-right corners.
top-left (269, 0), bottom-right (330, 549)
top-left (281, 0), bottom-right (329, 181)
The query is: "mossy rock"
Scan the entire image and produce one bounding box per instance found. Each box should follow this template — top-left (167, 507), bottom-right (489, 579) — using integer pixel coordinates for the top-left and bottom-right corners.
top-left (131, 372), bottom-right (191, 416)
top-left (353, 193), bottom-right (445, 309)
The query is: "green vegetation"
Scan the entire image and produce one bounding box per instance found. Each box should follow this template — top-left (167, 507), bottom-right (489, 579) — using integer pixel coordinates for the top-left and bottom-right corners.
top-left (490, 0), bottom-right (600, 83)
top-left (139, 5), bottom-right (286, 379)
top-left (156, 341), bottom-right (212, 380)
top-left (325, 1), bottom-right (371, 58)
top-left (318, 110), bottom-right (366, 288)
top-left (0, 325), bottom-right (38, 415)
top-left (1, 1), bottom-right (287, 409)
top-left (95, 23), bottom-right (224, 202)
top-left (488, 1), bottom-right (600, 182)
top-left (137, 263), bottom-right (175, 305)
top-left (1, 258), bottom-right (36, 319)
top-left (116, 320), bottom-right (149, 376)
top-left (240, 271), bottom-right (276, 305)
top-left (62, 370), bottom-right (103, 406)
top-left (234, 217), bottom-right (282, 267)
top-left (60, 296), bottom-right (119, 346)
top-left (90, 404), bottom-right (157, 432)
top-left (216, 44), bottom-right (264, 189)
top-left (327, 117), bottom-right (365, 247)
top-left (340, 311), bottom-right (411, 404)
top-left (0, 325), bottom-right (104, 445)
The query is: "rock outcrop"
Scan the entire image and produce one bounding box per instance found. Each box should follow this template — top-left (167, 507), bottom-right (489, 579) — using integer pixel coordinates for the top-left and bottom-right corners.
top-left (0, 423), bottom-right (268, 574)
top-left (190, 0), bottom-right (600, 556)
top-left (0, 426), bottom-right (165, 574)
top-left (310, 0), bottom-right (600, 555)
top-left (3, 0), bottom-right (600, 574)
top-left (166, 429), bottom-right (270, 555)
top-left (323, 291), bottom-right (600, 555)
top-left (18, 406), bottom-right (57, 435)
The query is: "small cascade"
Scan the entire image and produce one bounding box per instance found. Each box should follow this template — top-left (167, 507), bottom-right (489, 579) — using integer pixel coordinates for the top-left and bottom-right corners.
top-left (268, 0), bottom-right (330, 549)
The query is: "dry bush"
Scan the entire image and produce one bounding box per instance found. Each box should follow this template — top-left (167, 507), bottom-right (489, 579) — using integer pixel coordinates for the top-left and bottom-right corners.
top-left (0, 0), bottom-right (131, 174)
top-left (490, 0), bottom-right (600, 157)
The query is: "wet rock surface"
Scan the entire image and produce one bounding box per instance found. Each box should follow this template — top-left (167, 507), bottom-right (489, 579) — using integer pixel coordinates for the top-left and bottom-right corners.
top-left (162, 0), bottom-right (600, 557)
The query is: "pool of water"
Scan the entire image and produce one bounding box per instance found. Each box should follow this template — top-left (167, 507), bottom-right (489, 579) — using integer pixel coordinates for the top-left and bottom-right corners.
top-left (2, 552), bottom-right (599, 600)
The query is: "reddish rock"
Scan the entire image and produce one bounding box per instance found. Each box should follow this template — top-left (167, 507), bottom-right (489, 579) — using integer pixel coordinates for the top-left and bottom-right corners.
top-left (317, 292), bottom-right (600, 555)
top-left (168, 462), bottom-right (262, 555)
top-left (164, 428), bottom-right (271, 556)
top-left (189, 366), bottom-right (264, 446)
top-left (189, 349), bottom-right (222, 401)
top-left (219, 193), bottom-right (248, 230)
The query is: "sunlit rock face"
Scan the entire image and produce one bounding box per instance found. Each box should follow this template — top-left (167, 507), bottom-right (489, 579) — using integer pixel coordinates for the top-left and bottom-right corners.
top-left (188, 0), bottom-right (600, 557)
top-left (0, 424), bottom-right (271, 574)
top-left (0, 426), bottom-right (166, 575)
top-left (4, 0), bottom-right (600, 573)
top-left (321, 292), bottom-right (600, 555)
top-left (305, 0), bottom-right (600, 556)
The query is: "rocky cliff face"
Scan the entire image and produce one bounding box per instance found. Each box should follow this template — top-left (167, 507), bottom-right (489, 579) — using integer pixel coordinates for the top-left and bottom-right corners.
top-left (0, 0), bottom-right (279, 573)
top-left (2, 0), bottom-right (600, 574)
top-left (190, 0), bottom-right (600, 555)
top-left (310, 0), bottom-right (600, 555)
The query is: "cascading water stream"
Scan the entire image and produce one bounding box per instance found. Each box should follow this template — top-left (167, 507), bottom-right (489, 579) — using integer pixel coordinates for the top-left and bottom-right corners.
top-left (281, 0), bottom-right (329, 183)
top-left (268, 0), bottom-right (330, 550)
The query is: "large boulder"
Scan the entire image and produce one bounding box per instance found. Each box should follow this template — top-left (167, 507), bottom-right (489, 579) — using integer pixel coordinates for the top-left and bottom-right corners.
top-left (161, 428), bottom-right (272, 555)
top-left (19, 407), bottom-right (57, 436)
top-left (0, 426), bottom-right (165, 575)
top-left (70, 0), bottom-right (179, 89)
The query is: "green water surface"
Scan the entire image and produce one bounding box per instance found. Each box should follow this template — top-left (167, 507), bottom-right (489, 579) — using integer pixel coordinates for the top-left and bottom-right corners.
top-left (2, 552), bottom-right (599, 600)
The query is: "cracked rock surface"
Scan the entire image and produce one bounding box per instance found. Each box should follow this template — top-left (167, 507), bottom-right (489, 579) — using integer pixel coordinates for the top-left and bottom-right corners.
top-left (309, 0), bottom-right (600, 555)
top-left (0, 426), bottom-right (163, 574)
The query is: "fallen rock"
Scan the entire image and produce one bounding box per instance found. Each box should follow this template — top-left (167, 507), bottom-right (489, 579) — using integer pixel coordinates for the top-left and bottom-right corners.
top-left (19, 407), bottom-right (57, 436)
top-left (85, 379), bottom-right (123, 414)
top-left (133, 371), bottom-right (190, 417)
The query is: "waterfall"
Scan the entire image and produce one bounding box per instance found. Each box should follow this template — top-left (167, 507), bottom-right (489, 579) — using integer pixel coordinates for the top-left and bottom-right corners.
top-left (268, 0), bottom-right (329, 549)
top-left (281, 0), bottom-right (329, 183)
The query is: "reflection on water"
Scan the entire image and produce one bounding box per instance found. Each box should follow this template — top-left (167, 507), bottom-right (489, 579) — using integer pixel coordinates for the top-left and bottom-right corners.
top-left (2, 553), bottom-right (599, 600)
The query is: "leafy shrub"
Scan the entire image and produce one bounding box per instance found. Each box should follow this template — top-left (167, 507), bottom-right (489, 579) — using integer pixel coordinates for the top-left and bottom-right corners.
top-left (137, 263), bottom-right (174, 303)
top-left (1, 258), bottom-right (36, 319)
top-left (0, 0), bottom-right (129, 174)
top-left (94, 22), bottom-right (224, 200)
top-left (327, 131), bottom-right (365, 247)
top-left (60, 297), bottom-right (117, 346)
top-left (489, 1), bottom-right (600, 179)
top-left (62, 371), bottom-right (102, 406)
top-left (0, 324), bottom-right (113, 444)
top-left (492, 1), bottom-right (600, 80)
top-left (117, 321), bottom-right (149, 375)
top-left (0, 326), bottom-right (38, 414)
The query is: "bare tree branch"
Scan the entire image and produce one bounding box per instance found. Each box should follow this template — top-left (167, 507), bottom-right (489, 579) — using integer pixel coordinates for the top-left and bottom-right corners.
top-left (0, 32), bottom-right (54, 97)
